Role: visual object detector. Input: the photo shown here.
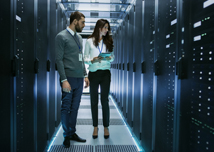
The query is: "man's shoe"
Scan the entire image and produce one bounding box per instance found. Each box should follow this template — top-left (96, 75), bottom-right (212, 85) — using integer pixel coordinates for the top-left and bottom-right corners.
top-left (63, 137), bottom-right (70, 148)
top-left (70, 133), bottom-right (86, 142)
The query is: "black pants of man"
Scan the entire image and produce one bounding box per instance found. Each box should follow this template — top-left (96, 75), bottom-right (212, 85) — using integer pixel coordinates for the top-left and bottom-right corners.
top-left (88, 70), bottom-right (111, 127)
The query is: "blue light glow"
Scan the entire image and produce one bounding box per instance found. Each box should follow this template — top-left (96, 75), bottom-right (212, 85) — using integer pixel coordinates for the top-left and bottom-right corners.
top-left (47, 126), bottom-right (62, 151)
top-left (109, 95), bottom-right (144, 152)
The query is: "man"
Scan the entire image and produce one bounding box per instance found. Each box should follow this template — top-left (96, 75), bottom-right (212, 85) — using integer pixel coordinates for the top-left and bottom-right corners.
top-left (55, 11), bottom-right (90, 148)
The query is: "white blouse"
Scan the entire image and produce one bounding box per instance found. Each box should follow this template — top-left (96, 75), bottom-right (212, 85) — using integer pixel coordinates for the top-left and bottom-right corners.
top-left (84, 38), bottom-right (115, 72)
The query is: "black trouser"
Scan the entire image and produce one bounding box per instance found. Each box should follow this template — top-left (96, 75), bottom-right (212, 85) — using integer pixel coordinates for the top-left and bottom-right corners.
top-left (88, 70), bottom-right (111, 127)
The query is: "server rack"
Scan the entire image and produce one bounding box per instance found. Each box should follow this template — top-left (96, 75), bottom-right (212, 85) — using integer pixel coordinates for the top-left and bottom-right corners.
top-left (187, 1), bottom-right (214, 152)
top-left (133, 0), bottom-right (143, 140)
top-left (122, 16), bottom-right (129, 118)
top-left (0, 0), bottom-right (61, 151)
top-left (118, 26), bottom-right (123, 110)
top-left (141, 0), bottom-right (155, 151)
top-left (111, 0), bottom-right (214, 152)
top-left (127, 7), bottom-right (135, 128)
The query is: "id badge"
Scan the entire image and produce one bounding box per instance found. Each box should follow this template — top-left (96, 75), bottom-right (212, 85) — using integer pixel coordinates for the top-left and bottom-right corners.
top-left (79, 53), bottom-right (82, 61)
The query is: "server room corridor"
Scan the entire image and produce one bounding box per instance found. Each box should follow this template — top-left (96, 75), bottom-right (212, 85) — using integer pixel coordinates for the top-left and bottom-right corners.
top-left (48, 94), bottom-right (141, 152)
top-left (1, 0), bottom-right (214, 152)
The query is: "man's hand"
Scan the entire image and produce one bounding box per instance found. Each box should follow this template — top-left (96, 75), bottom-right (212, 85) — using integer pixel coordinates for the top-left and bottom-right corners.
top-left (62, 81), bottom-right (71, 92)
top-left (84, 77), bottom-right (90, 88)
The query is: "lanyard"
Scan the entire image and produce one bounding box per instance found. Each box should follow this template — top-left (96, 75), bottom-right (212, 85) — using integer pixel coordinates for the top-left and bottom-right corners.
top-left (66, 29), bottom-right (81, 52)
top-left (97, 40), bottom-right (103, 54)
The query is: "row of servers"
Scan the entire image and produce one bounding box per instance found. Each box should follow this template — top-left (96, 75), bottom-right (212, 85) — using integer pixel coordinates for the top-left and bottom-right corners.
top-left (0, 0), bottom-right (66, 152)
top-left (110, 0), bottom-right (213, 152)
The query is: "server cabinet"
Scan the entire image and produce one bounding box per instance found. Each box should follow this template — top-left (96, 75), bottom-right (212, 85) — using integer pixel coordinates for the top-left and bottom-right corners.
top-left (177, 0), bottom-right (192, 151)
top-left (110, 34), bottom-right (114, 96)
top-left (115, 33), bottom-right (119, 104)
top-left (118, 27), bottom-right (124, 109)
top-left (15, 0), bottom-right (35, 151)
top-left (111, 34), bottom-right (117, 100)
top-left (154, 0), bottom-right (177, 151)
top-left (0, 0), bottom-right (59, 151)
top-left (123, 16), bottom-right (129, 117)
top-left (110, 1), bottom-right (214, 152)
top-left (110, 44), bottom-right (115, 98)
top-left (141, 0), bottom-right (155, 151)
top-left (120, 22), bottom-right (126, 115)
top-left (117, 33), bottom-right (120, 105)
top-left (0, 0), bottom-right (16, 151)
top-left (133, 0), bottom-right (143, 140)
top-left (110, 34), bottom-right (115, 98)
top-left (56, 4), bottom-right (64, 126)
top-left (111, 35), bottom-right (115, 98)
top-left (48, 0), bottom-right (57, 141)
top-left (126, 7), bottom-right (135, 127)
top-left (36, 0), bottom-right (48, 151)
top-left (186, 1), bottom-right (214, 152)
top-left (118, 27), bottom-right (123, 109)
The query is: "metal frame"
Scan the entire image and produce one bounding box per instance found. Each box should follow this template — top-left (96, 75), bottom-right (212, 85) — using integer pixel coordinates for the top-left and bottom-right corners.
top-left (56, 1), bottom-right (134, 34)
top-left (59, 2), bottom-right (130, 6)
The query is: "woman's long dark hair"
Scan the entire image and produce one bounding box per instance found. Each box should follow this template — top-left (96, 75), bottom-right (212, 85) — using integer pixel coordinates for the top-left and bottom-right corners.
top-left (88, 19), bottom-right (114, 52)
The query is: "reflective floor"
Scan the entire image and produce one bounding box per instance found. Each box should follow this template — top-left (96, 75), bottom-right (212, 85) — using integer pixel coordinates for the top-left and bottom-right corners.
top-left (48, 94), bottom-right (142, 152)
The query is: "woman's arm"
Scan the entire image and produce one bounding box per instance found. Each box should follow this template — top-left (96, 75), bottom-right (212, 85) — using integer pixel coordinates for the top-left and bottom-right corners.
top-left (83, 40), bottom-right (93, 65)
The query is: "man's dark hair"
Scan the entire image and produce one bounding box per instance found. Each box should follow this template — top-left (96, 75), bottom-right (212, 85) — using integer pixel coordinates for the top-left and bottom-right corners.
top-left (70, 11), bottom-right (85, 24)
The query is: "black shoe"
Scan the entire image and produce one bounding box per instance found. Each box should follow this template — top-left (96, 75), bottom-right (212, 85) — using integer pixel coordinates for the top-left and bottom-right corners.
top-left (104, 127), bottom-right (109, 139)
top-left (92, 127), bottom-right (99, 139)
top-left (104, 134), bottom-right (109, 139)
top-left (93, 135), bottom-right (98, 139)
top-left (70, 133), bottom-right (86, 142)
top-left (63, 137), bottom-right (70, 148)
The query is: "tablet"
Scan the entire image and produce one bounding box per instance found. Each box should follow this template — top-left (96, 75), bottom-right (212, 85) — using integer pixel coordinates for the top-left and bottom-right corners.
top-left (98, 52), bottom-right (111, 57)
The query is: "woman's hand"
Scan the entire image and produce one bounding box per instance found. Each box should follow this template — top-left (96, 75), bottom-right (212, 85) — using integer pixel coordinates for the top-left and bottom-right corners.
top-left (91, 56), bottom-right (103, 63)
top-left (105, 56), bottom-right (111, 61)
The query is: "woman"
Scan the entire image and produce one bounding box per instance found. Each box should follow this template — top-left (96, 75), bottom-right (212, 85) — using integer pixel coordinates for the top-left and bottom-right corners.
top-left (84, 19), bottom-right (114, 139)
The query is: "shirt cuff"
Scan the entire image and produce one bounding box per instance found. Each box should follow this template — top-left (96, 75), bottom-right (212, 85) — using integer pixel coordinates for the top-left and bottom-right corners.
top-left (61, 79), bottom-right (67, 83)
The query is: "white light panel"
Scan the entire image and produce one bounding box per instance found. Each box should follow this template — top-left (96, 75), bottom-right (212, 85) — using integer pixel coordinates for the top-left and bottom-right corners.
top-left (203, 0), bottom-right (214, 8)
top-left (194, 35), bottom-right (201, 41)
top-left (194, 21), bottom-right (201, 28)
top-left (171, 19), bottom-right (177, 26)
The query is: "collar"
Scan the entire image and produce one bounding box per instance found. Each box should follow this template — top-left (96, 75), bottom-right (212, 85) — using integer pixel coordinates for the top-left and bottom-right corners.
top-left (66, 27), bottom-right (75, 36)
top-left (98, 39), bottom-right (103, 44)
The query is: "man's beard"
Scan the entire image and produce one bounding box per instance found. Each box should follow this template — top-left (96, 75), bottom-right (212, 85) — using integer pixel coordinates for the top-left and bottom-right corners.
top-left (75, 23), bottom-right (82, 32)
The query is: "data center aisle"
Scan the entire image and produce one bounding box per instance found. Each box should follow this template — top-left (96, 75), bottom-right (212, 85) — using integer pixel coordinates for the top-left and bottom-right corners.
top-left (48, 94), bottom-right (142, 152)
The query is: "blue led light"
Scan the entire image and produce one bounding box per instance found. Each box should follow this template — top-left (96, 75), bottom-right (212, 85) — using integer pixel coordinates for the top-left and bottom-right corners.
top-left (109, 95), bottom-right (144, 152)
top-left (47, 126), bottom-right (62, 151)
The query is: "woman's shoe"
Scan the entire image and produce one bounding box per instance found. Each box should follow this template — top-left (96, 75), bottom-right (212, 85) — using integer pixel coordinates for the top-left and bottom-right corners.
top-left (92, 127), bottom-right (98, 139)
top-left (104, 127), bottom-right (109, 139)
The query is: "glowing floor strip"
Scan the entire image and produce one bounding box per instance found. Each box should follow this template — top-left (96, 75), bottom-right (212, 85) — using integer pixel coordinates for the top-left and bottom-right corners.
top-left (109, 95), bottom-right (144, 152)
top-left (47, 125), bottom-right (62, 151)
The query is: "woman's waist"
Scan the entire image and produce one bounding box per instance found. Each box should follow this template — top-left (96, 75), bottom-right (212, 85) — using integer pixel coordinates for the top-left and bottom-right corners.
top-left (88, 63), bottom-right (111, 72)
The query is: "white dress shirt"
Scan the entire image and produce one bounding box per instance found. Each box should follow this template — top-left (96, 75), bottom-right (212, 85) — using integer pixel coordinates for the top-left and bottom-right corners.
top-left (84, 37), bottom-right (115, 72)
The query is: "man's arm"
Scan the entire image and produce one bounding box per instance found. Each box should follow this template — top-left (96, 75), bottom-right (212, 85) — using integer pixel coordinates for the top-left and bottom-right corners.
top-left (55, 34), bottom-right (72, 92)
top-left (55, 34), bottom-right (67, 81)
